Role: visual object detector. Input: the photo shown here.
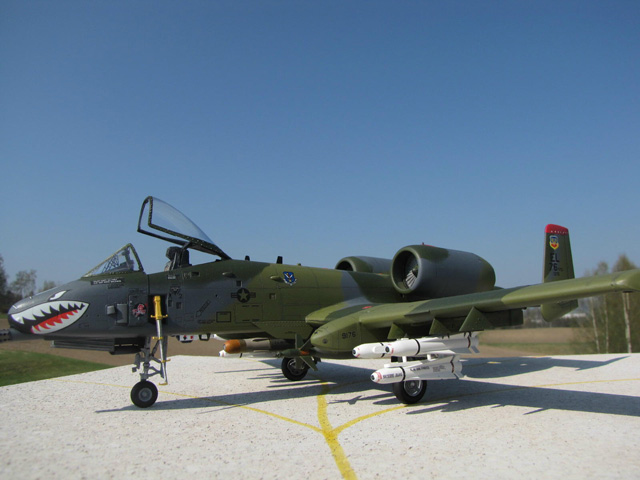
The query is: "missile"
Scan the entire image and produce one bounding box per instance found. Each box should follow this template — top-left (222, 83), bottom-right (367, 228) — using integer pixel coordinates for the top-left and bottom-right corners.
top-left (353, 333), bottom-right (478, 359)
top-left (384, 334), bottom-right (478, 357)
top-left (352, 342), bottom-right (388, 358)
top-left (370, 356), bottom-right (463, 384)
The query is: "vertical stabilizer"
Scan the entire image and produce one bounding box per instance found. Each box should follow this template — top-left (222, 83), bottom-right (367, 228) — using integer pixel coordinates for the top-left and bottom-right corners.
top-left (541, 224), bottom-right (578, 321)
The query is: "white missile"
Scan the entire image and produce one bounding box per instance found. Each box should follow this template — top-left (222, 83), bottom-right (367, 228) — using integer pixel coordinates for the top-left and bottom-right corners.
top-left (352, 342), bottom-right (388, 358)
top-left (384, 334), bottom-right (478, 357)
top-left (370, 356), bottom-right (463, 384)
top-left (353, 333), bottom-right (478, 359)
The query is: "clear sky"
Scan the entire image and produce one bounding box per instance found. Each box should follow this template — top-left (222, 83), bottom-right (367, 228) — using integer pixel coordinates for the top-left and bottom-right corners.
top-left (1, 1), bottom-right (639, 291)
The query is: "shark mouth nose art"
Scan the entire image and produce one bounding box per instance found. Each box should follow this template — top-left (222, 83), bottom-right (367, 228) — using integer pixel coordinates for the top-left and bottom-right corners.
top-left (10, 300), bottom-right (89, 334)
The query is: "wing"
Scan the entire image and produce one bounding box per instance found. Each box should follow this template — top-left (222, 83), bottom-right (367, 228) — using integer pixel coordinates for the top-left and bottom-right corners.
top-left (308, 269), bottom-right (640, 351)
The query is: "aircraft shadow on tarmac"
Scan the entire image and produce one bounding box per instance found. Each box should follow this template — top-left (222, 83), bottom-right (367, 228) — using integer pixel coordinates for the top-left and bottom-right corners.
top-left (407, 379), bottom-right (640, 418)
top-left (97, 356), bottom-right (639, 418)
top-left (462, 355), bottom-right (628, 379)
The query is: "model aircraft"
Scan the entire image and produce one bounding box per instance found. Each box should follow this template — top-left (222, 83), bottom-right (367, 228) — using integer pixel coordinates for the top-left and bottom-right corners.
top-left (3, 196), bottom-right (640, 408)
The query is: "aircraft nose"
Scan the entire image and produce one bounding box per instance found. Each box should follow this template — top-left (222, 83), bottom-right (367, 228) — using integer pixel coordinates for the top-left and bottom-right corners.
top-left (2, 297), bottom-right (42, 342)
top-left (7, 297), bottom-right (36, 332)
top-left (6, 289), bottom-right (89, 336)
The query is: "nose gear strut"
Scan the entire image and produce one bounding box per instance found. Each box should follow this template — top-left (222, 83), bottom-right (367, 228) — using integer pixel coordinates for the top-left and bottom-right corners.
top-left (130, 296), bottom-right (168, 408)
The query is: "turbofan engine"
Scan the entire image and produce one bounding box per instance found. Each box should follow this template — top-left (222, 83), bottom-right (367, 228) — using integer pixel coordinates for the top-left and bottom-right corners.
top-left (335, 256), bottom-right (392, 274)
top-left (391, 245), bottom-right (496, 299)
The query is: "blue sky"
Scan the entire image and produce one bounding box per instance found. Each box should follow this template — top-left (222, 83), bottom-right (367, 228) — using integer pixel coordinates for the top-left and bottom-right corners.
top-left (1, 1), bottom-right (639, 290)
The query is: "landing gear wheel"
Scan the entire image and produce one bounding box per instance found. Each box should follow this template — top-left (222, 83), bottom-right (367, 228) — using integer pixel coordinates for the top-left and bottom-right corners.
top-left (393, 380), bottom-right (427, 404)
top-left (281, 357), bottom-right (309, 381)
top-left (131, 380), bottom-right (158, 408)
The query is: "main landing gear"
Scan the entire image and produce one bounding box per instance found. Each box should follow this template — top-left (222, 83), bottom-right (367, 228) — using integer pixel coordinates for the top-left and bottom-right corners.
top-left (280, 355), bottom-right (320, 381)
top-left (390, 356), bottom-right (428, 404)
top-left (392, 379), bottom-right (427, 404)
top-left (281, 357), bottom-right (309, 381)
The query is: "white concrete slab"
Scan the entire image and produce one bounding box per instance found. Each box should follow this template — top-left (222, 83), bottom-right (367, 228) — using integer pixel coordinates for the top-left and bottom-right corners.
top-left (1, 354), bottom-right (639, 479)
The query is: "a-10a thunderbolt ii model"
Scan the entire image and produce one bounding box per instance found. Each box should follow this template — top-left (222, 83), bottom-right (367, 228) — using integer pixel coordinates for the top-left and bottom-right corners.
top-left (4, 196), bottom-right (640, 408)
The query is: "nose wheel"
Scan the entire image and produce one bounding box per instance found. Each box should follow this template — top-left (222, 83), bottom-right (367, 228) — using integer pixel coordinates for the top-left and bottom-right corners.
top-left (131, 380), bottom-right (158, 408)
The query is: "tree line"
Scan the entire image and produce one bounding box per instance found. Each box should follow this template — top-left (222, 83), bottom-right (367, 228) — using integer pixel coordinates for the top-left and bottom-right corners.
top-left (581, 254), bottom-right (639, 353)
top-left (0, 254), bottom-right (56, 313)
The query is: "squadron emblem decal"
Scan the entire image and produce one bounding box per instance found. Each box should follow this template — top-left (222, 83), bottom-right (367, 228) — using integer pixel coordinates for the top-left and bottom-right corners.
top-left (132, 303), bottom-right (147, 317)
top-left (549, 235), bottom-right (559, 250)
top-left (283, 271), bottom-right (297, 286)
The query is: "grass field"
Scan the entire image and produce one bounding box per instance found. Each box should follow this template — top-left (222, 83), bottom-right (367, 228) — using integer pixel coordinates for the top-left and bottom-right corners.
top-left (0, 350), bottom-right (111, 387)
top-left (478, 327), bottom-right (592, 355)
top-left (0, 313), bottom-right (113, 386)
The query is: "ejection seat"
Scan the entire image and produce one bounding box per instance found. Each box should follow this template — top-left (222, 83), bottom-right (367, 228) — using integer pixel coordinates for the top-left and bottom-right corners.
top-left (164, 247), bottom-right (191, 271)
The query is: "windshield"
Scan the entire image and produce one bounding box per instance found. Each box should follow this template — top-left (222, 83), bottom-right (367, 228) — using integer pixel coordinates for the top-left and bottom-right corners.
top-left (137, 196), bottom-right (230, 259)
top-left (84, 244), bottom-right (144, 277)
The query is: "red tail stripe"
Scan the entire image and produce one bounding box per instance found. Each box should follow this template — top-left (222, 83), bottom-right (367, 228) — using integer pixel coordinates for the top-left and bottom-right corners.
top-left (545, 224), bottom-right (569, 235)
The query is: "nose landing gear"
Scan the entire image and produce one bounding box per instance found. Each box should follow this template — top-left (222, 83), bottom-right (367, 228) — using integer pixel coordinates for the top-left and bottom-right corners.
top-left (131, 335), bottom-right (167, 408)
top-left (131, 296), bottom-right (168, 408)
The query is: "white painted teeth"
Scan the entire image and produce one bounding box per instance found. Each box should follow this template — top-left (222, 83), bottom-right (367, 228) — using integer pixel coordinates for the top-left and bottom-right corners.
top-left (10, 300), bottom-right (89, 329)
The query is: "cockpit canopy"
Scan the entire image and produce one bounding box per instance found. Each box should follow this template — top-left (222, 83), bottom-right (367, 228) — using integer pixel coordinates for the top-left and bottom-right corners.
top-left (84, 197), bottom-right (230, 277)
top-left (84, 244), bottom-right (144, 277)
top-left (137, 196), bottom-right (230, 259)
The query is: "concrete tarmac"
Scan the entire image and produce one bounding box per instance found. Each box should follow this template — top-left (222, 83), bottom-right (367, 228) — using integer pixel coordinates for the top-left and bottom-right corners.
top-left (1, 354), bottom-right (639, 479)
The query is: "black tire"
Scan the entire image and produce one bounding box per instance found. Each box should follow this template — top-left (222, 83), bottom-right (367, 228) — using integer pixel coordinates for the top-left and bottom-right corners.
top-left (131, 380), bottom-right (158, 408)
top-left (392, 380), bottom-right (427, 404)
top-left (281, 357), bottom-right (309, 381)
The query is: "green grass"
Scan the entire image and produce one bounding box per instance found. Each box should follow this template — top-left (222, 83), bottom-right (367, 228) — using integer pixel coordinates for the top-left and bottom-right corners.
top-left (480, 342), bottom-right (593, 355)
top-left (0, 350), bottom-right (111, 387)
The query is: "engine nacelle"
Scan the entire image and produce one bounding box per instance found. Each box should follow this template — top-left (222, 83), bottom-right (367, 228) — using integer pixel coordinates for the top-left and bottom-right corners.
top-left (335, 256), bottom-right (392, 274)
top-left (391, 245), bottom-right (495, 298)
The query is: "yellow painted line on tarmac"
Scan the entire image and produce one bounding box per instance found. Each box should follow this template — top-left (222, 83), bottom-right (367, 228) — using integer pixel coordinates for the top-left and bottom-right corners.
top-left (316, 383), bottom-right (358, 480)
top-left (333, 404), bottom-right (407, 436)
top-left (54, 374), bottom-right (640, 480)
top-left (535, 378), bottom-right (640, 389)
top-left (168, 390), bottom-right (322, 433)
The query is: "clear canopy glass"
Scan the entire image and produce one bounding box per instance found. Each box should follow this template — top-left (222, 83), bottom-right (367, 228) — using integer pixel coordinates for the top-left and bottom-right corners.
top-left (137, 196), bottom-right (230, 259)
top-left (84, 244), bottom-right (144, 277)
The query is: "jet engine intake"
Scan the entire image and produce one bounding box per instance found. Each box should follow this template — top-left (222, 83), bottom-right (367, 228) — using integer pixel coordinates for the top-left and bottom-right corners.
top-left (391, 245), bottom-right (496, 298)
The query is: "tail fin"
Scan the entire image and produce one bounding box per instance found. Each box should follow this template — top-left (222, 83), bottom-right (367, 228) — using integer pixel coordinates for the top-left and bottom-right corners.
top-left (541, 224), bottom-right (578, 321)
